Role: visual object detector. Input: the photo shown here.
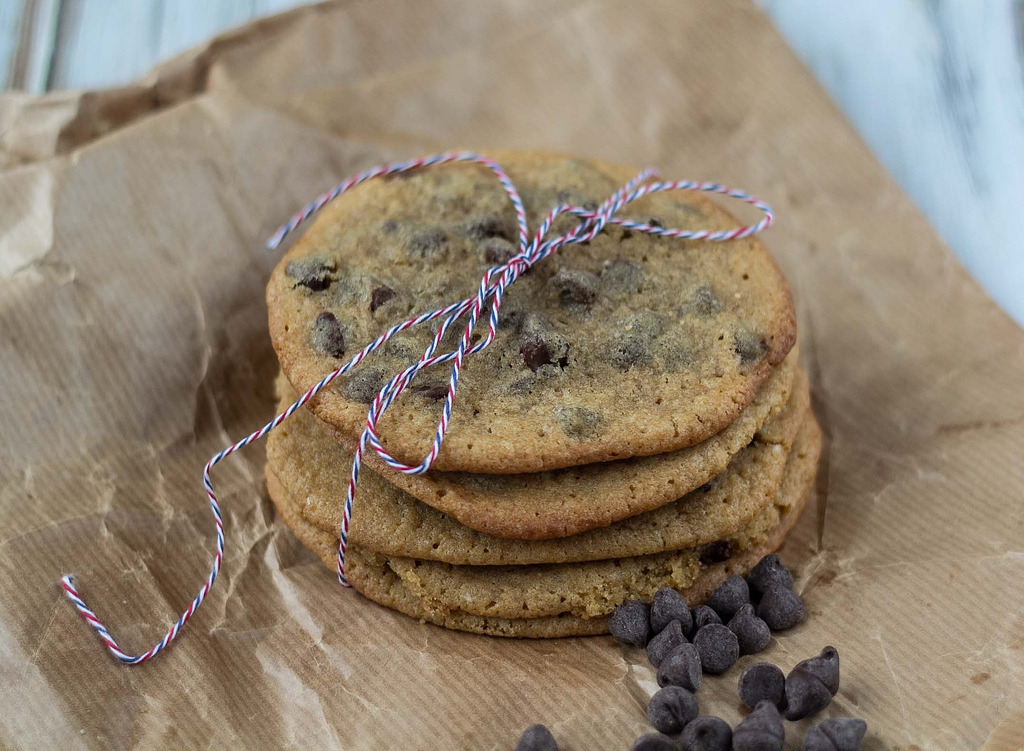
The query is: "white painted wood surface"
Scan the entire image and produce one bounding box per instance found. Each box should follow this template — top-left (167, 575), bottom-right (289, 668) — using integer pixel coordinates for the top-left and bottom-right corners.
top-left (1, 0), bottom-right (1022, 325)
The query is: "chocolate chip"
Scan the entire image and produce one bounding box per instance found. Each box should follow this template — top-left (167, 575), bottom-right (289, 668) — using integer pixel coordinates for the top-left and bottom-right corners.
top-left (370, 285), bottom-right (395, 312)
top-left (746, 554), bottom-right (794, 600)
top-left (649, 216), bottom-right (663, 228)
top-left (381, 219), bottom-right (398, 233)
top-left (609, 312), bottom-right (664, 371)
top-left (656, 644), bottom-right (702, 691)
top-left (651, 588), bottom-right (693, 635)
top-left (706, 575), bottom-right (750, 620)
top-left (681, 285), bottom-right (722, 316)
top-left (784, 667), bottom-right (833, 721)
top-left (698, 540), bottom-right (733, 566)
top-left (551, 268), bottom-right (599, 305)
top-left (408, 227), bottom-right (448, 258)
top-left (342, 367), bottom-right (386, 404)
top-left (690, 605), bottom-right (722, 633)
top-left (757, 584), bottom-right (804, 631)
top-left (630, 732), bottom-right (677, 751)
top-left (519, 313), bottom-right (569, 372)
top-left (692, 623), bottom-right (738, 675)
top-left (480, 238), bottom-right (518, 265)
top-left (646, 620), bottom-right (688, 668)
top-left (608, 600), bottom-right (649, 647)
top-left (514, 724), bottom-right (558, 751)
top-left (621, 229), bottom-right (633, 240)
top-left (803, 718), bottom-right (867, 751)
top-left (285, 256), bottom-right (336, 291)
top-left (679, 716), bottom-right (731, 751)
top-left (727, 604), bottom-right (771, 655)
top-left (734, 330), bottom-right (767, 365)
top-left (738, 662), bottom-right (786, 711)
top-left (311, 312), bottom-right (345, 357)
top-left (794, 646), bottom-right (841, 696)
top-left (601, 259), bottom-right (644, 293)
top-left (410, 382), bottom-right (448, 400)
top-left (733, 700), bottom-right (785, 751)
top-left (647, 686), bottom-right (698, 735)
top-left (555, 405), bottom-right (601, 439)
top-left (464, 214), bottom-right (515, 241)
top-left (696, 480), bottom-right (715, 493)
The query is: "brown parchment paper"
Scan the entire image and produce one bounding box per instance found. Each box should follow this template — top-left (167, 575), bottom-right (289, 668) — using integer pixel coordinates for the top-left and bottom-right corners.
top-left (1, 2), bottom-right (1022, 749)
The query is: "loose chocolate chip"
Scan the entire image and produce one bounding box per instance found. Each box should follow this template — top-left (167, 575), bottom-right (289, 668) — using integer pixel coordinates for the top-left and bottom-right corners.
top-left (746, 554), bottom-right (794, 600)
top-left (803, 718), bottom-right (867, 751)
top-left (343, 368), bottom-right (386, 404)
top-left (651, 588), bottom-right (693, 635)
top-left (733, 700), bottom-right (785, 751)
top-left (692, 623), bottom-right (739, 675)
top-left (551, 268), bottom-right (599, 305)
top-left (370, 285), bottom-right (395, 312)
top-left (381, 219), bottom-right (398, 233)
top-left (646, 620), bottom-right (688, 668)
top-left (784, 667), bottom-right (833, 721)
top-left (738, 662), bottom-right (786, 711)
top-left (519, 313), bottom-right (569, 372)
top-left (285, 256), bottom-right (336, 291)
top-left (311, 312), bottom-right (345, 357)
top-left (647, 686), bottom-right (698, 735)
top-left (555, 405), bottom-right (601, 439)
top-left (794, 646), bottom-right (841, 696)
top-left (679, 716), bottom-right (731, 751)
top-left (706, 575), bottom-right (750, 620)
top-left (757, 584), bottom-right (804, 631)
top-left (464, 214), bottom-right (514, 241)
top-left (601, 258), bottom-right (644, 293)
top-left (728, 605), bottom-right (771, 655)
top-left (514, 724), bottom-right (558, 751)
top-left (480, 237), bottom-right (518, 265)
top-left (690, 605), bottom-right (722, 634)
top-left (734, 330), bottom-right (767, 365)
top-left (408, 227), bottom-right (448, 258)
top-left (410, 383), bottom-right (448, 400)
top-left (630, 732), bottom-right (677, 751)
top-left (657, 644), bottom-right (702, 691)
top-left (698, 541), bottom-right (734, 566)
top-left (608, 600), bottom-right (650, 647)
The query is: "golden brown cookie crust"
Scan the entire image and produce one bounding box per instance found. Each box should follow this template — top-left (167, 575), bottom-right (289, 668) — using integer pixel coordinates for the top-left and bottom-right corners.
top-left (267, 150), bottom-right (796, 474)
top-left (265, 414), bottom-right (820, 634)
top-left (275, 351), bottom-right (801, 540)
top-left (268, 373), bottom-right (808, 564)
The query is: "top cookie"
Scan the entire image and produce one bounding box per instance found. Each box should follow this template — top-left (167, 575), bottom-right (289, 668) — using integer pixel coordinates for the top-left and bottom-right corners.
top-left (267, 150), bottom-right (796, 473)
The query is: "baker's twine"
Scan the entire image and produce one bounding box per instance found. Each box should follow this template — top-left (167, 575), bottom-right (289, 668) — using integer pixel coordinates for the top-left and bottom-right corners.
top-left (61, 152), bottom-right (774, 663)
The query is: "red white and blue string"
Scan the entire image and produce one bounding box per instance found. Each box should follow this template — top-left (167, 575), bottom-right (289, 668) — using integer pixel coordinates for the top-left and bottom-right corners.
top-left (60, 151), bottom-right (774, 663)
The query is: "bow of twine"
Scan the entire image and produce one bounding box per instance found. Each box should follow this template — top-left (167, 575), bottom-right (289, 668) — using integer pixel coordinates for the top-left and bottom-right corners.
top-left (60, 152), bottom-right (774, 663)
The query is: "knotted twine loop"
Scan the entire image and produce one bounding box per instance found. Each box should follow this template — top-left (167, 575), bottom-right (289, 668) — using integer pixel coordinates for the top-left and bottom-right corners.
top-left (60, 151), bottom-right (775, 663)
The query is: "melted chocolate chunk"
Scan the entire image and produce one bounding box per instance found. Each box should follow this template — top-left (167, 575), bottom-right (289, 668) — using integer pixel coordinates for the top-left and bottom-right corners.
top-left (464, 214), bottom-right (515, 241)
top-left (699, 540), bottom-right (734, 566)
top-left (370, 285), bottom-right (395, 312)
top-left (735, 329), bottom-right (767, 364)
top-left (555, 405), bottom-right (602, 439)
top-left (608, 312), bottom-right (664, 371)
top-left (551, 268), bottom-right (599, 306)
top-left (410, 383), bottom-right (449, 400)
top-left (285, 256), bottom-right (336, 291)
top-left (343, 368), bottom-right (386, 404)
top-left (311, 312), bottom-right (346, 358)
top-left (408, 227), bottom-right (448, 258)
top-left (480, 238), bottom-right (518, 266)
top-left (519, 313), bottom-right (569, 372)
top-left (601, 259), bottom-right (644, 293)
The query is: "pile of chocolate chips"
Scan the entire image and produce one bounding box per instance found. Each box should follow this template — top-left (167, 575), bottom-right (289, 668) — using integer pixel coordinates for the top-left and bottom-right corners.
top-left (513, 555), bottom-right (869, 751)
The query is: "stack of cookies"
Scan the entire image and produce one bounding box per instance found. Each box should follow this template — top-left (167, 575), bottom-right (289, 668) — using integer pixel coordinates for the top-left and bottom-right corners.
top-left (264, 151), bottom-right (820, 638)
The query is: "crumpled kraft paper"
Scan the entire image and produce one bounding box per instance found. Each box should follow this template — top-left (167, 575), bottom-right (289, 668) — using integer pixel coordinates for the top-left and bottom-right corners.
top-left (0, 2), bottom-right (1021, 749)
